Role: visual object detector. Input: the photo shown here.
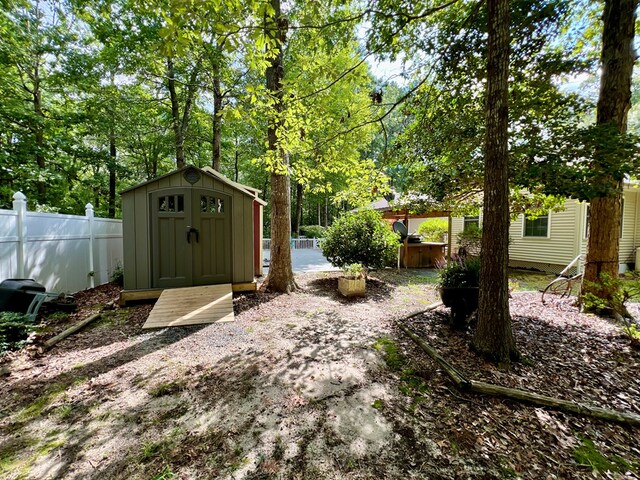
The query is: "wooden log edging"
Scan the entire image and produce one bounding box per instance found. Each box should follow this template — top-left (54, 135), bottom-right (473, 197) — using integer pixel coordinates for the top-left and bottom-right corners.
top-left (44, 312), bottom-right (102, 350)
top-left (398, 323), bottom-right (640, 427)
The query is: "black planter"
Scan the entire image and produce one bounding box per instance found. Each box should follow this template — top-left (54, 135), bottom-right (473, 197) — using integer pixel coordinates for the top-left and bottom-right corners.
top-left (439, 286), bottom-right (479, 328)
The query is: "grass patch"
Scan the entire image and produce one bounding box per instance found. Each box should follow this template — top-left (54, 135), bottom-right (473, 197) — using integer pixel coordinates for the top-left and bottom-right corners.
top-left (371, 399), bottom-right (384, 410)
top-left (507, 269), bottom-right (555, 292)
top-left (373, 338), bottom-right (430, 400)
top-left (148, 380), bottom-right (186, 398)
top-left (37, 438), bottom-right (65, 456)
top-left (398, 368), bottom-right (429, 396)
top-left (152, 466), bottom-right (175, 479)
top-left (16, 383), bottom-right (69, 421)
top-left (0, 436), bottom-right (37, 475)
top-left (574, 437), bottom-right (638, 473)
top-left (95, 309), bottom-right (130, 327)
top-left (372, 338), bottom-right (405, 370)
top-left (140, 439), bottom-right (171, 463)
top-left (53, 404), bottom-right (75, 419)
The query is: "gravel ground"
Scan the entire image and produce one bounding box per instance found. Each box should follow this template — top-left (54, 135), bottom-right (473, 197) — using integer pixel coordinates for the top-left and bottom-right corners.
top-left (0, 272), bottom-right (639, 479)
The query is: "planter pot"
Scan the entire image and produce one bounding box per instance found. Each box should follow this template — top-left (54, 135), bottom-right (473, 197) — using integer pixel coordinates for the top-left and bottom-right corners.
top-left (338, 277), bottom-right (366, 297)
top-left (439, 286), bottom-right (479, 328)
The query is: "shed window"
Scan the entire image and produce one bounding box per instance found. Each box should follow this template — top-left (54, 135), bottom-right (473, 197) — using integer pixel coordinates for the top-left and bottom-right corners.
top-left (159, 195), bottom-right (184, 212)
top-left (524, 214), bottom-right (549, 237)
top-left (201, 195), bottom-right (208, 212)
top-left (217, 198), bottom-right (224, 213)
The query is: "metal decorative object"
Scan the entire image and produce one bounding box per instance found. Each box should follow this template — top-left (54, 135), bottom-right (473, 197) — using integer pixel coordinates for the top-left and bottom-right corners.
top-left (184, 167), bottom-right (201, 185)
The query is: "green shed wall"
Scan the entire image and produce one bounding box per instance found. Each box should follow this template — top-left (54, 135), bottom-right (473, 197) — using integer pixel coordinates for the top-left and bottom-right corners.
top-left (122, 170), bottom-right (255, 290)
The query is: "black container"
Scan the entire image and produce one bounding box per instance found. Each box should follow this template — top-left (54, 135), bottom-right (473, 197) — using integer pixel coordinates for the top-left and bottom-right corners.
top-left (0, 279), bottom-right (46, 314)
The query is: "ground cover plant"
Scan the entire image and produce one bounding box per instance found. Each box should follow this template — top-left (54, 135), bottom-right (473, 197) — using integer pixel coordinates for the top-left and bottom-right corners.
top-left (0, 271), bottom-right (638, 479)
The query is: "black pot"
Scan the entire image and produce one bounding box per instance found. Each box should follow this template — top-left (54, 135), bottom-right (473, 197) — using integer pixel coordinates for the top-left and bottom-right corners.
top-left (439, 286), bottom-right (479, 328)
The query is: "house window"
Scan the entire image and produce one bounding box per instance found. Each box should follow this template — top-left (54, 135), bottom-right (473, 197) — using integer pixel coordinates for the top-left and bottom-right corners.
top-left (463, 216), bottom-right (480, 231)
top-left (524, 214), bottom-right (549, 237)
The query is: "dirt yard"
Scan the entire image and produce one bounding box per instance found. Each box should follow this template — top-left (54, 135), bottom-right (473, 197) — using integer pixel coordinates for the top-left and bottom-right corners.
top-left (1, 270), bottom-right (639, 480)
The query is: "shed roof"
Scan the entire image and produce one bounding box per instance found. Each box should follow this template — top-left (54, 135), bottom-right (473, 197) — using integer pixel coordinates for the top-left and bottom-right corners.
top-left (121, 165), bottom-right (267, 206)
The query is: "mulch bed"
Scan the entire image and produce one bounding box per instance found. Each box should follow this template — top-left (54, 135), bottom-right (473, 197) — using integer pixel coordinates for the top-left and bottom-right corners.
top-left (390, 291), bottom-right (640, 478)
top-left (404, 292), bottom-right (640, 415)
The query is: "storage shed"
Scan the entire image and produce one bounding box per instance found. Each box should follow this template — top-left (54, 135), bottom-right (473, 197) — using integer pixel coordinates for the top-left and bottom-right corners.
top-left (120, 166), bottom-right (265, 300)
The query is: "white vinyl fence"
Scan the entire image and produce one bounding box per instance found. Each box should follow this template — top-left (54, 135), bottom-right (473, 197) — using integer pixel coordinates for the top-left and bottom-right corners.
top-left (262, 237), bottom-right (321, 250)
top-left (0, 192), bottom-right (123, 294)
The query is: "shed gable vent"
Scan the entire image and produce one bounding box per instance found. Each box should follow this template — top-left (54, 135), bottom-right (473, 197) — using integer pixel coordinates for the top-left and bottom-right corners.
top-left (184, 167), bottom-right (201, 184)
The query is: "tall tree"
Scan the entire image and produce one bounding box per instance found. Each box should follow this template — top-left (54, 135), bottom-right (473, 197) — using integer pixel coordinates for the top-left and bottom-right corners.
top-left (582, 0), bottom-right (637, 303)
top-left (262, 0), bottom-right (297, 292)
top-left (472, 0), bottom-right (518, 361)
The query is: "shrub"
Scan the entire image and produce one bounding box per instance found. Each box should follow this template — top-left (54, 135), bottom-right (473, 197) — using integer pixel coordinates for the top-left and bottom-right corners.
top-left (582, 273), bottom-right (640, 319)
top-left (0, 312), bottom-right (36, 354)
top-left (321, 209), bottom-right (399, 271)
top-left (110, 262), bottom-right (124, 286)
top-left (342, 263), bottom-right (365, 279)
top-left (439, 257), bottom-right (481, 288)
top-left (457, 224), bottom-right (482, 256)
top-left (417, 218), bottom-right (448, 242)
top-left (299, 225), bottom-right (326, 238)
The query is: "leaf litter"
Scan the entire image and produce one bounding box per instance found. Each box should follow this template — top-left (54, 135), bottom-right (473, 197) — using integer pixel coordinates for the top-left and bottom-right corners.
top-left (0, 273), bottom-right (638, 479)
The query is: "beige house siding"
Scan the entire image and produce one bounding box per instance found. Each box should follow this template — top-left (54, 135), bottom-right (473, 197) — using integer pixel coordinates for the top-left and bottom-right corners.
top-left (447, 188), bottom-right (639, 274)
top-left (620, 189), bottom-right (638, 265)
top-left (509, 201), bottom-right (584, 273)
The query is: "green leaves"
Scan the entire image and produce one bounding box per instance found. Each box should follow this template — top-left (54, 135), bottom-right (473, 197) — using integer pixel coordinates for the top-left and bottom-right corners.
top-left (321, 209), bottom-right (400, 270)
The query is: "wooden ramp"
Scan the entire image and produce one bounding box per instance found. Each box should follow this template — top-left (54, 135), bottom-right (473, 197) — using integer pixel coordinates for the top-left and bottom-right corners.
top-left (142, 284), bottom-right (234, 329)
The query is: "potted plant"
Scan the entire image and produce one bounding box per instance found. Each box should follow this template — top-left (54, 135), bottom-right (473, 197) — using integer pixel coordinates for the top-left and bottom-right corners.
top-left (438, 257), bottom-right (481, 329)
top-left (338, 263), bottom-right (366, 297)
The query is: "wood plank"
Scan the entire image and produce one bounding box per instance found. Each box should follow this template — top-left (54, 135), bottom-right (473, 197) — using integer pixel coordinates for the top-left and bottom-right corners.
top-left (119, 288), bottom-right (164, 306)
top-left (142, 284), bottom-right (234, 329)
top-left (232, 281), bottom-right (257, 292)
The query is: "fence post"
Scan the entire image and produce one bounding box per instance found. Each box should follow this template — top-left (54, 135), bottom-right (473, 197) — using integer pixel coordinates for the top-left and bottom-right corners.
top-left (13, 192), bottom-right (27, 278)
top-left (86, 203), bottom-right (95, 288)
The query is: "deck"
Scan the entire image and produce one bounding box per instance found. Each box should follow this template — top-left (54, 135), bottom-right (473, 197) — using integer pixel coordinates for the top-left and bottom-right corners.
top-left (142, 284), bottom-right (234, 329)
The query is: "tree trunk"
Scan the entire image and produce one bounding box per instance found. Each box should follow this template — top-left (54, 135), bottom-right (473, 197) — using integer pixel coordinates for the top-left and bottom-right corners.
top-left (582, 0), bottom-right (636, 303)
top-left (167, 58), bottom-right (200, 169)
top-left (108, 124), bottom-right (117, 218)
top-left (324, 196), bottom-right (329, 227)
top-left (293, 182), bottom-right (303, 236)
top-left (472, 0), bottom-right (518, 363)
top-left (212, 52), bottom-right (223, 172)
top-left (234, 135), bottom-right (239, 181)
top-left (263, 0), bottom-right (296, 292)
top-left (167, 58), bottom-right (185, 169)
top-left (33, 61), bottom-right (46, 202)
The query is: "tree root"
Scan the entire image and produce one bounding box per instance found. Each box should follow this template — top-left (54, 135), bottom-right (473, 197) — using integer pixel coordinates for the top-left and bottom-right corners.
top-left (398, 323), bottom-right (640, 427)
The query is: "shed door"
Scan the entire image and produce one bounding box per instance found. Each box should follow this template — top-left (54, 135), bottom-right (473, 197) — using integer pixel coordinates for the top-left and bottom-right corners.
top-left (151, 189), bottom-right (232, 288)
top-left (193, 190), bottom-right (232, 285)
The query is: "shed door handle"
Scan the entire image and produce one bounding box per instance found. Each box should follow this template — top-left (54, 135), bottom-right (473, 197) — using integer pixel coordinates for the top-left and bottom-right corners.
top-left (186, 226), bottom-right (199, 243)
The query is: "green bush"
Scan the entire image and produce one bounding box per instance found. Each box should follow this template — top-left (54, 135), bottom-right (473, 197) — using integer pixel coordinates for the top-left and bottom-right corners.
top-left (110, 262), bottom-right (124, 286)
top-left (457, 224), bottom-right (482, 256)
top-left (0, 311), bottom-right (36, 354)
top-left (342, 263), bottom-right (366, 279)
top-left (299, 225), bottom-right (326, 238)
top-left (439, 257), bottom-right (481, 288)
top-left (321, 209), bottom-right (399, 270)
top-left (417, 218), bottom-right (448, 242)
top-left (582, 273), bottom-right (640, 318)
